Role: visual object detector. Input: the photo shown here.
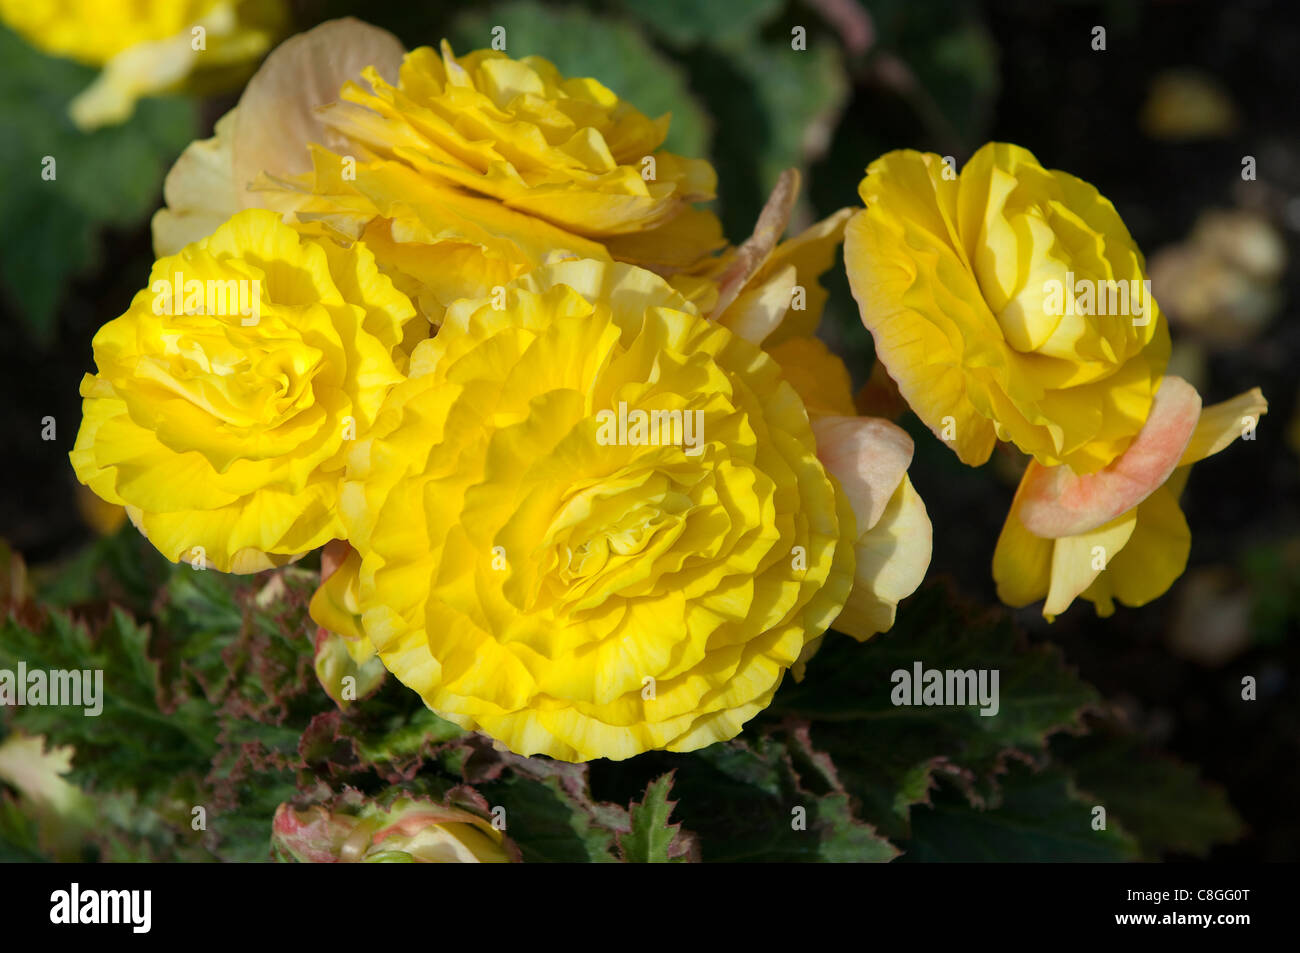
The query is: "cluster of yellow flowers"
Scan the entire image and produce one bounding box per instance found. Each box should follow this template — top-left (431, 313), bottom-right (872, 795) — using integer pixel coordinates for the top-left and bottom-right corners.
top-left (70, 19), bottom-right (1262, 761)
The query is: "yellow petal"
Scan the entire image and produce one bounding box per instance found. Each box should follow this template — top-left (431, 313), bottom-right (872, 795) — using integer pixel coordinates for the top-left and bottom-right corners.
top-left (993, 478), bottom-right (1055, 608)
top-left (844, 202), bottom-right (998, 465)
top-left (1098, 484), bottom-right (1191, 609)
top-left (1179, 387), bottom-right (1268, 465)
top-left (766, 335), bottom-right (856, 417)
top-left (835, 475), bottom-right (931, 639)
top-left (1042, 509), bottom-right (1138, 618)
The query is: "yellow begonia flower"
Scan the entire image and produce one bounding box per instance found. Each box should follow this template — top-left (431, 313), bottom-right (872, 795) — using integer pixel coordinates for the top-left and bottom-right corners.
top-left (993, 385), bottom-right (1267, 618)
top-left (0, 0), bottom-right (285, 130)
top-left (312, 171), bottom-right (930, 700)
top-left (323, 258), bottom-right (867, 762)
top-left (845, 142), bottom-right (1170, 474)
top-left (70, 208), bottom-right (417, 573)
top-left (153, 20), bottom-right (725, 327)
top-left (246, 35), bottom-right (724, 320)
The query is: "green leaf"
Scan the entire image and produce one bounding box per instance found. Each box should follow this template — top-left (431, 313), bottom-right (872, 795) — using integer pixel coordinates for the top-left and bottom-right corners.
top-left (5, 563), bottom-right (313, 860)
top-left (683, 37), bottom-right (847, 238)
top-left (9, 554), bottom-right (486, 861)
top-left (32, 526), bottom-right (173, 616)
top-left (354, 706), bottom-right (467, 765)
top-left (613, 0), bottom-right (783, 48)
top-left (656, 733), bottom-right (897, 862)
top-left (477, 771), bottom-right (622, 863)
top-left (88, 782), bottom-right (219, 862)
top-left (447, 2), bottom-right (710, 158)
top-left (767, 583), bottom-right (1100, 839)
top-left (901, 764), bottom-right (1139, 862)
top-left (0, 793), bottom-right (47, 862)
top-left (1057, 731), bottom-right (1245, 859)
top-left (0, 607), bottom-right (217, 794)
top-left (0, 25), bottom-right (197, 345)
top-left (617, 772), bottom-right (694, 862)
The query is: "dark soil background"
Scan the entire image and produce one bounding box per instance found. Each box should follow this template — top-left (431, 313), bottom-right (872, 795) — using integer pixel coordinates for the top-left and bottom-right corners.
top-left (2, 0), bottom-right (1296, 860)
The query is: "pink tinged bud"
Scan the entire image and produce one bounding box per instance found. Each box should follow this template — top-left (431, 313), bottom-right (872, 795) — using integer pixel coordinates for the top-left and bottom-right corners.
top-left (273, 798), bottom-right (511, 863)
top-left (272, 804), bottom-right (359, 863)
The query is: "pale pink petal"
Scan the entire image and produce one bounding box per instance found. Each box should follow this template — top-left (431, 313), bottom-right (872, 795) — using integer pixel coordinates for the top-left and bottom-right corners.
top-left (1018, 376), bottom-right (1201, 538)
top-left (813, 415), bottom-right (914, 534)
top-left (232, 17), bottom-right (405, 207)
top-left (151, 109), bottom-right (239, 256)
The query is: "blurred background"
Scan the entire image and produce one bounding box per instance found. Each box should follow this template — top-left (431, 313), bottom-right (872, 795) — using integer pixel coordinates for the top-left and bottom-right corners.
top-left (1, 0), bottom-right (1296, 860)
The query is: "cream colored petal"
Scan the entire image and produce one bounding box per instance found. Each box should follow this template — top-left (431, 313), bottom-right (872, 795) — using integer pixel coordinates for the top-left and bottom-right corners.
top-left (722, 263), bottom-right (798, 345)
top-left (834, 475), bottom-right (932, 640)
top-left (151, 109), bottom-right (240, 256)
top-left (759, 206), bottom-right (854, 345)
top-left (813, 415), bottom-right (913, 533)
top-left (233, 17), bottom-right (405, 206)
